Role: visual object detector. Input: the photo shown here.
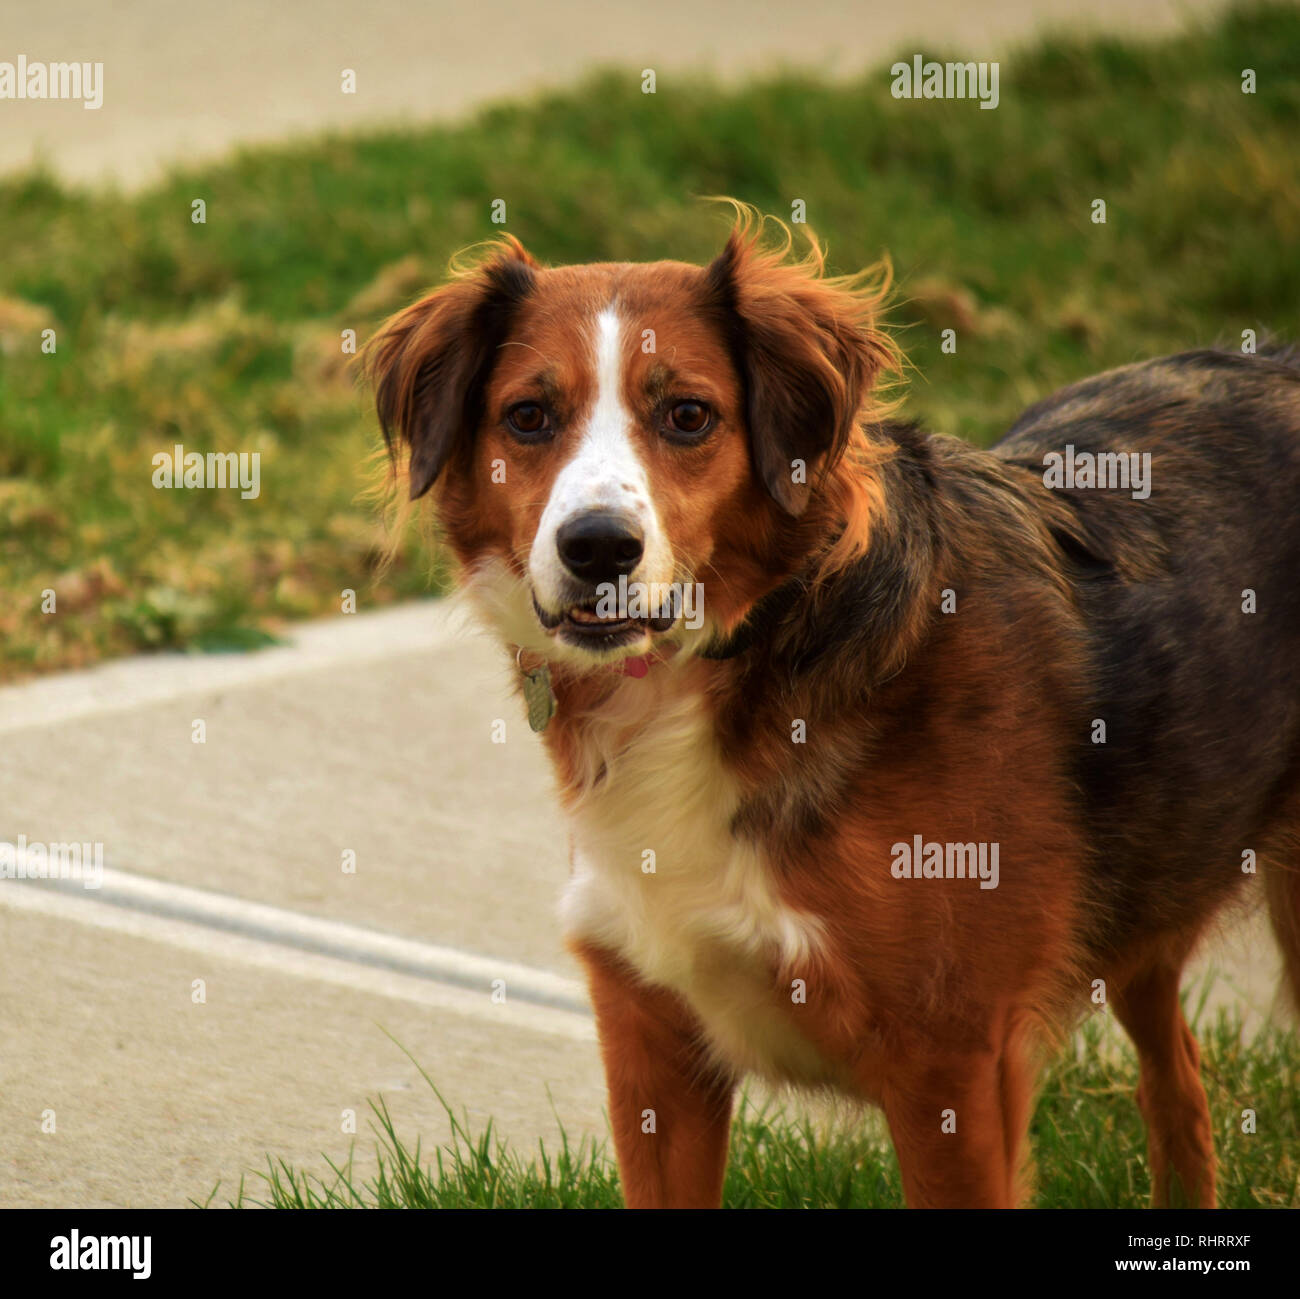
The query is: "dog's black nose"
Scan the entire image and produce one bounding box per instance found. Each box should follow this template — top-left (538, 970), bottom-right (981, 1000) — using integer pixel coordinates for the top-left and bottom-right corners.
top-left (556, 512), bottom-right (644, 584)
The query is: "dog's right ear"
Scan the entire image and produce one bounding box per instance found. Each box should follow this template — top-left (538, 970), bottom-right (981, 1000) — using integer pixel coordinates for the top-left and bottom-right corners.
top-left (366, 239), bottom-right (538, 499)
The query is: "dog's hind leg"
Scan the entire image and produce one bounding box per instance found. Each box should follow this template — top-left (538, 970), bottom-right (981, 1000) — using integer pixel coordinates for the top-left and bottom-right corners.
top-left (1111, 960), bottom-right (1216, 1208)
top-left (998, 1013), bottom-right (1045, 1207)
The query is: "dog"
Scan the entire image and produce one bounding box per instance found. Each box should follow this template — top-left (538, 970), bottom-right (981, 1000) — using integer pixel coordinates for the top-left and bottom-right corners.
top-left (365, 210), bottom-right (1300, 1208)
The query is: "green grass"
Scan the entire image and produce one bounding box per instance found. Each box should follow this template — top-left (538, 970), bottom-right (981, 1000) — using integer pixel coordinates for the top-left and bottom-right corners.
top-left (218, 1009), bottom-right (1299, 1209)
top-left (3, 1), bottom-right (1299, 679)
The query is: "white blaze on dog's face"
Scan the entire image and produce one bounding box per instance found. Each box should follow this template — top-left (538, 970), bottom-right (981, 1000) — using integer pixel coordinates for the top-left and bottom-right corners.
top-left (525, 307), bottom-right (676, 658)
top-left (367, 232), bottom-right (890, 670)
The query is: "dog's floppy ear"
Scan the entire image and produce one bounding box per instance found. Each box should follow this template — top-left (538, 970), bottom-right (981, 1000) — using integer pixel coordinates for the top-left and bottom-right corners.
top-left (704, 225), bottom-right (892, 516)
top-left (366, 239), bottom-right (537, 499)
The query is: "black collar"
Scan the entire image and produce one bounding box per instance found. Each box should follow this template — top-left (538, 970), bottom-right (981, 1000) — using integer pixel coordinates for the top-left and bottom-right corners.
top-left (699, 578), bottom-right (805, 660)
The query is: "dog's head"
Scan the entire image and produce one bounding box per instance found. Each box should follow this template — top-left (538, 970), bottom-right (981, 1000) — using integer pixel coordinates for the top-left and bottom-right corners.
top-left (367, 213), bottom-right (894, 668)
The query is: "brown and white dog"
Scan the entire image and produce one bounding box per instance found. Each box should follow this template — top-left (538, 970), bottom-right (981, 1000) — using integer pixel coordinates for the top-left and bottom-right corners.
top-left (366, 211), bottom-right (1300, 1208)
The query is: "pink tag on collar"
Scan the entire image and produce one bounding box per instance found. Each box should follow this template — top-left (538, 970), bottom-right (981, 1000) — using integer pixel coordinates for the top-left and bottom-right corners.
top-left (621, 656), bottom-right (650, 679)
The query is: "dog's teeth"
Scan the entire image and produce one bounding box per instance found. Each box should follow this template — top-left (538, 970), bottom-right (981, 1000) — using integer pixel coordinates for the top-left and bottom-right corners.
top-left (569, 606), bottom-right (632, 625)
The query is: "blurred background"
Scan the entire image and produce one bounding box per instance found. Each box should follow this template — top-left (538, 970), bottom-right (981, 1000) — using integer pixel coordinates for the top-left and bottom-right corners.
top-left (2, 0), bottom-right (1296, 681)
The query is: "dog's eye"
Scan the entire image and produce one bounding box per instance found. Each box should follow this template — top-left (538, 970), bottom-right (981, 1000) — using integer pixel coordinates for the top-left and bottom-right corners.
top-left (665, 400), bottom-right (711, 439)
top-left (506, 402), bottom-right (551, 440)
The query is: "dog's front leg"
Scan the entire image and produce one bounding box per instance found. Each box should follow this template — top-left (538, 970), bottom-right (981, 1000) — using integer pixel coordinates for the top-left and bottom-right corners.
top-left (880, 1046), bottom-right (1021, 1208)
top-left (572, 941), bottom-right (735, 1208)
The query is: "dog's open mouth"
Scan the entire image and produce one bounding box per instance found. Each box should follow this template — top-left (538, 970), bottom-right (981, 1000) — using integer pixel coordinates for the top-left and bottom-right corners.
top-left (534, 597), bottom-right (675, 644)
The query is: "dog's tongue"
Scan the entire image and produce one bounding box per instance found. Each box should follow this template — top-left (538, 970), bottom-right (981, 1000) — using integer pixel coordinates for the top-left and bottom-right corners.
top-left (621, 656), bottom-right (649, 679)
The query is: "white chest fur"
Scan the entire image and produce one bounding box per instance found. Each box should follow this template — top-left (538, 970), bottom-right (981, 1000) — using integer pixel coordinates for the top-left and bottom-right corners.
top-left (557, 675), bottom-right (835, 1083)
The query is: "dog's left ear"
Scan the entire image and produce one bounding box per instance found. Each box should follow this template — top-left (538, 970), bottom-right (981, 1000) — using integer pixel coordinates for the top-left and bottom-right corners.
top-left (366, 238), bottom-right (538, 499)
top-left (704, 230), bottom-right (891, 515)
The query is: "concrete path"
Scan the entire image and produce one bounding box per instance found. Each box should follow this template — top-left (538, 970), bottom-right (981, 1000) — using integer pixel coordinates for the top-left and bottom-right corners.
top-left (0, 599), bottom-right (1288, 1207)
top-left (0, 601), bottom-right (608, 1208)
top-left (3, 0), bottom-right (1226, 187)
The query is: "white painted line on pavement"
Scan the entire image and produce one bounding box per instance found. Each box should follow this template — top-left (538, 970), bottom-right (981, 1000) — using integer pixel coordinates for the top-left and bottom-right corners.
top-left (0, 866), bottom-right (594, 1043)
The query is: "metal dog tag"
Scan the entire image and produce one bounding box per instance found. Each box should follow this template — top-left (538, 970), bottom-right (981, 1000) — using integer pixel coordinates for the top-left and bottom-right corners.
top-left (522, 662), bottom-right (557, 733)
